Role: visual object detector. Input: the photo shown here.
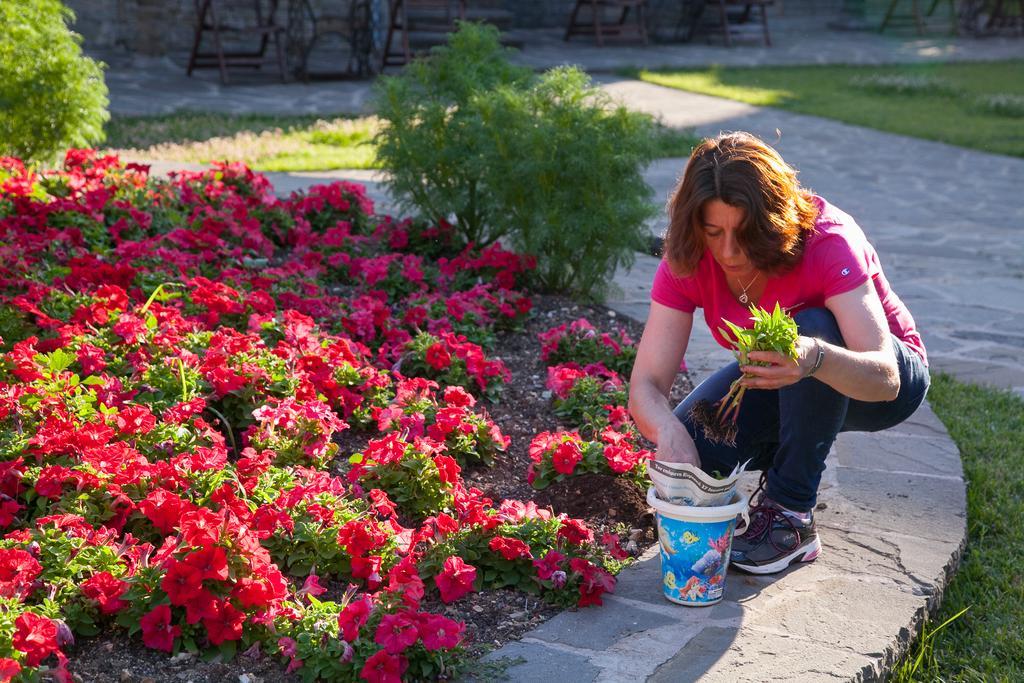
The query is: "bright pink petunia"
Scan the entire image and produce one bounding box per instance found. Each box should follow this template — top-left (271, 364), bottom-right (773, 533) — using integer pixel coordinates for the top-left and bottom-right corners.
top-left (417, 613), bottom-right (465, 651)
top-left (360, 649), bottom-right (408, 683)
top-left (338, 596), bottom-right (372, 642)
top-left (434, 556), bottom-right (476, 604)
top-left (374, 611), bottom-right (420, 654)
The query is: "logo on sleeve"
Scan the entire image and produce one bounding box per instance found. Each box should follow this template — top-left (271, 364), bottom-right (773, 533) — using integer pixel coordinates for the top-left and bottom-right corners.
top-left (841, 267), bottom-right (851, 276)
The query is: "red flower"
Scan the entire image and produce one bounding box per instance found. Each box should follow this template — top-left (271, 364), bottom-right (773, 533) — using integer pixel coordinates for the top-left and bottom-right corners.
top-left (178, 508), bottom-right (224, 547)
top-left (161, 560), bottom-right (204, 606)
top-left (115, 405), bottom-right (156, 435)
top-left (557, 517), bottom-right (594, 546)
top-left (183, 546), bottom-right (229, 581)
top-left (338, 596), bottom-right (372, 642)
top-left (432, 454), bottom-right (461, 486)
top-left (0, 547), bottom-right (42, 599)
top-left (80, 571), bottom-right (128, 614)
top-left (0, 658), bottom-right (21, 683)
top-left (442, 385), bottom-right (475, 407)
top-left (435, 556), bottom-right (476, 604)
top-left (551, 440), bottom-right (582, 475)
top-left (138, 490), bottom-right (192, 535)
top-left (601, 532), bottom-right (631, 561)
top-left (488, 536), bottom-right (532, 561)
top-left (140, 604), bottom-right (180, 653)
top-left (374, 611), bottom-right (420, 654)
top-left (12, 612), bottom-right (59, 666)
top-left (424, 342), bottom-right (451, 370)
top-left (203, 599), bottom-right (245, 645)
top-left (417, 613), bottom-right (465, 651)
top-left (360, 649), bottom-right (408, 683)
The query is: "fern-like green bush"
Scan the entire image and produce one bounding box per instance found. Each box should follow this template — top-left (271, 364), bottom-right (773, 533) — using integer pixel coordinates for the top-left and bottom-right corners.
top-left (374, 22), bottom-right (658, 300)
top-left (0, 0), bottom-right (109, 164)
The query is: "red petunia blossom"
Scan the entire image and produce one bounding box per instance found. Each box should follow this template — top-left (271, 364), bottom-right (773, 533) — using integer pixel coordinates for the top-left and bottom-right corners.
top-left (488, 536), bottom-right (532, 561)
top-left (0, 658), bottom-right (20, 683)
top-left (434, 556), bottom-right (476, 604)
top-left (184, 588), bottom-right (219, 625)
top-left (424, 342), bottom-right (451, 370)
top-left (203, 599), bottom-right (246, 645)
top-left (115, 404), bottom-right (156, 435)
top-left (140, 604), bottom-right (180, 653)
top-left (183, 546), bottom-right (229, 581)
top-left (80, 571), bottom-right (128, 614)
top-left (138, 489), bottom-right (193, 535)
top-left (442, 385), bottom-right (475, 407)
top-left (374, 611), bottom-right (420, 654)
top-left (350, 555), bottom-right (383, 589)
top-left (432, 454), bottom-right (461, 486)
top-left (12, 612), bottom-right (59, 666)
top-left (601, 532), bottom-right (631, 561)
top-left (178, 507), bottom-right (224, 547)
top-left (360, 649), bottom-right (408, 683)
top-left (161, 560), bottom-right (204, 606)
top-left (0, 547), bottom-right (42, 599)
top-left (0, 497), bottom-right (21, 528)
top-left (337, 596), bottom-right (372, 642)
top-left (551, 440), bottom-right (582, 475)
top-left (557, 517), bottom-right (594, 546)
top-left (417, 613), bottom-right (465, 651)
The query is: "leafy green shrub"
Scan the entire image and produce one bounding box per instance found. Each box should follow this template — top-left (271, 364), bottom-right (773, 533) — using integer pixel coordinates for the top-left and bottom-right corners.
top-left (374, 22), bottom-right (658, 300)
top-left (0, 0), bottom-right (109, 164)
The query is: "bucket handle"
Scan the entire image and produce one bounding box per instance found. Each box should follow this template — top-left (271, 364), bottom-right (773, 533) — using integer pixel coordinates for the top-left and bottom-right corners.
top-left (734, 508), bottom-right (750, 536)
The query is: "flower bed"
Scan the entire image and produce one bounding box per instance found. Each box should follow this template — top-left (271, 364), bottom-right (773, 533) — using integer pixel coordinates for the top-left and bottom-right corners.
top-left (0, 152), bottom-right (677, 682)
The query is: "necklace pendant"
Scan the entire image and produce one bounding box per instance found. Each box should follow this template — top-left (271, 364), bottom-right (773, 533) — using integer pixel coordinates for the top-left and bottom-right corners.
top-left (739, 293), bottom-right (749, 304)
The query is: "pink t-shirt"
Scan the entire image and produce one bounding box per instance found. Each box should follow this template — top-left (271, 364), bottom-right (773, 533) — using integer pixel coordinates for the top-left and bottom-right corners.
top-left (651, 197), bottom-right (927, 365)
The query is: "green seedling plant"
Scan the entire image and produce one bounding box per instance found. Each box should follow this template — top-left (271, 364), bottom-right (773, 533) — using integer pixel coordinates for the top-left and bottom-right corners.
top-left (690, 303), bottom-right (798, 445)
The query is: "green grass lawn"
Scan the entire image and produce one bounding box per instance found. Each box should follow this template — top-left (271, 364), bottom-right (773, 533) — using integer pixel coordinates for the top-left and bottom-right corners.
top-left (103, 111), bottom-right (699, 172)
top-left (892, 374), bottom-right (1024, 681)
top-left (632, 61), bottom-right (1024, 158)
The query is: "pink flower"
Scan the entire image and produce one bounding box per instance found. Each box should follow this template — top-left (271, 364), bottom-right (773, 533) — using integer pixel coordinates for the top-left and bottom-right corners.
top-left (533, 550), bottom-right (566, 581)
top-left (435, 556), bottom-right (476, 603)
top-left (417, 613), bottom-right (464, 651)
top-left (425, 343), bottom-right (451, 370)
top-left (338, 596), bottom-right (372, 641)
top-left (374, 611), bottom-right (420, 654)
top-left (360, 649), bottom-right (407, 683)
top-left (0, 658), bottom-right (21, 683)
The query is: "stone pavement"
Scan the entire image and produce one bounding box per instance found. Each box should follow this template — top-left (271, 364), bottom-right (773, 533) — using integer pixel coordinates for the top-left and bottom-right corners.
top-left (121, 10), bottom-right (1024, 677)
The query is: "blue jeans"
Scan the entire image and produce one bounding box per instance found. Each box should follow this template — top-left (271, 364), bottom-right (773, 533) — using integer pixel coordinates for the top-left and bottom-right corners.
top-left (673, 308), bottom-right (930, 512)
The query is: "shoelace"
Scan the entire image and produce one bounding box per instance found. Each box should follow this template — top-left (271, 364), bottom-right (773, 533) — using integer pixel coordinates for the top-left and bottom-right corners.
top-left (739, 503), bottom-right (801, 554)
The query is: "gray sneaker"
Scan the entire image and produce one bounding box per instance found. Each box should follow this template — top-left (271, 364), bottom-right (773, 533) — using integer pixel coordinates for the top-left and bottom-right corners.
top-left (730, 498), bottom-right (821, 575)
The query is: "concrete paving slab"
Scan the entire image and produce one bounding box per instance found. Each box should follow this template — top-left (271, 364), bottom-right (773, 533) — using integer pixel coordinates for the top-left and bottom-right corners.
top-left (477, 641), bottom-right (601, 682)
top-left (832, 432), bottom-right (962, 478)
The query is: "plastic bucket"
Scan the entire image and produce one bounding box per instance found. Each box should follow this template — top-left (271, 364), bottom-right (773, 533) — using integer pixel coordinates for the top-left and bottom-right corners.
top-left (646, 487), bottom-right (749, 606)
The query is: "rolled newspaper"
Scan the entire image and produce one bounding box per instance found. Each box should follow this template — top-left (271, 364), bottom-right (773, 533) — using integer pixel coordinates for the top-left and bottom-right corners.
top-left (647, 459), bottom-right (749, 507)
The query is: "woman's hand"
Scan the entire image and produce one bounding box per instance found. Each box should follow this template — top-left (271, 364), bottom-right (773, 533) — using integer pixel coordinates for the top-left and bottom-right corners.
top-left (654, 421), bottom-right (702, 468)
top-left (739, 335), bottom-right (818, 390)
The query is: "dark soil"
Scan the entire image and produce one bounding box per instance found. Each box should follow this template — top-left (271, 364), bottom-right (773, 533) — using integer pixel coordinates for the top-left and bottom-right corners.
top-left (66, 294), bottom-right (693, 682)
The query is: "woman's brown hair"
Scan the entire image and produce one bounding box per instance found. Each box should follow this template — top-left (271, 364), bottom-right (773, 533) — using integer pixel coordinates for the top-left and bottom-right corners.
top-left (663, 132), bottom-right (819, 276)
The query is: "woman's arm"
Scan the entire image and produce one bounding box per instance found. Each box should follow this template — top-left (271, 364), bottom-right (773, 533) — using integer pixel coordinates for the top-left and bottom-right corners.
top-left (628, 302), bottom-right (702, 465)
top-left (740, 281), bottom-right (901, 402)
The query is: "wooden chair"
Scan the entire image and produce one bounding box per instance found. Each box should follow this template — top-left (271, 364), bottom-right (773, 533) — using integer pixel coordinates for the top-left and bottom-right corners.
top-left (703, 0), bottom-right (773, 46)
top-left (880, 0), bottom-right (956, 34)
top-left (187, 0), bottom-right (289, 84)
top-left (382, 0), bottom-right (466, 68)
top-left (564, 0), bottom-right (649, 47)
